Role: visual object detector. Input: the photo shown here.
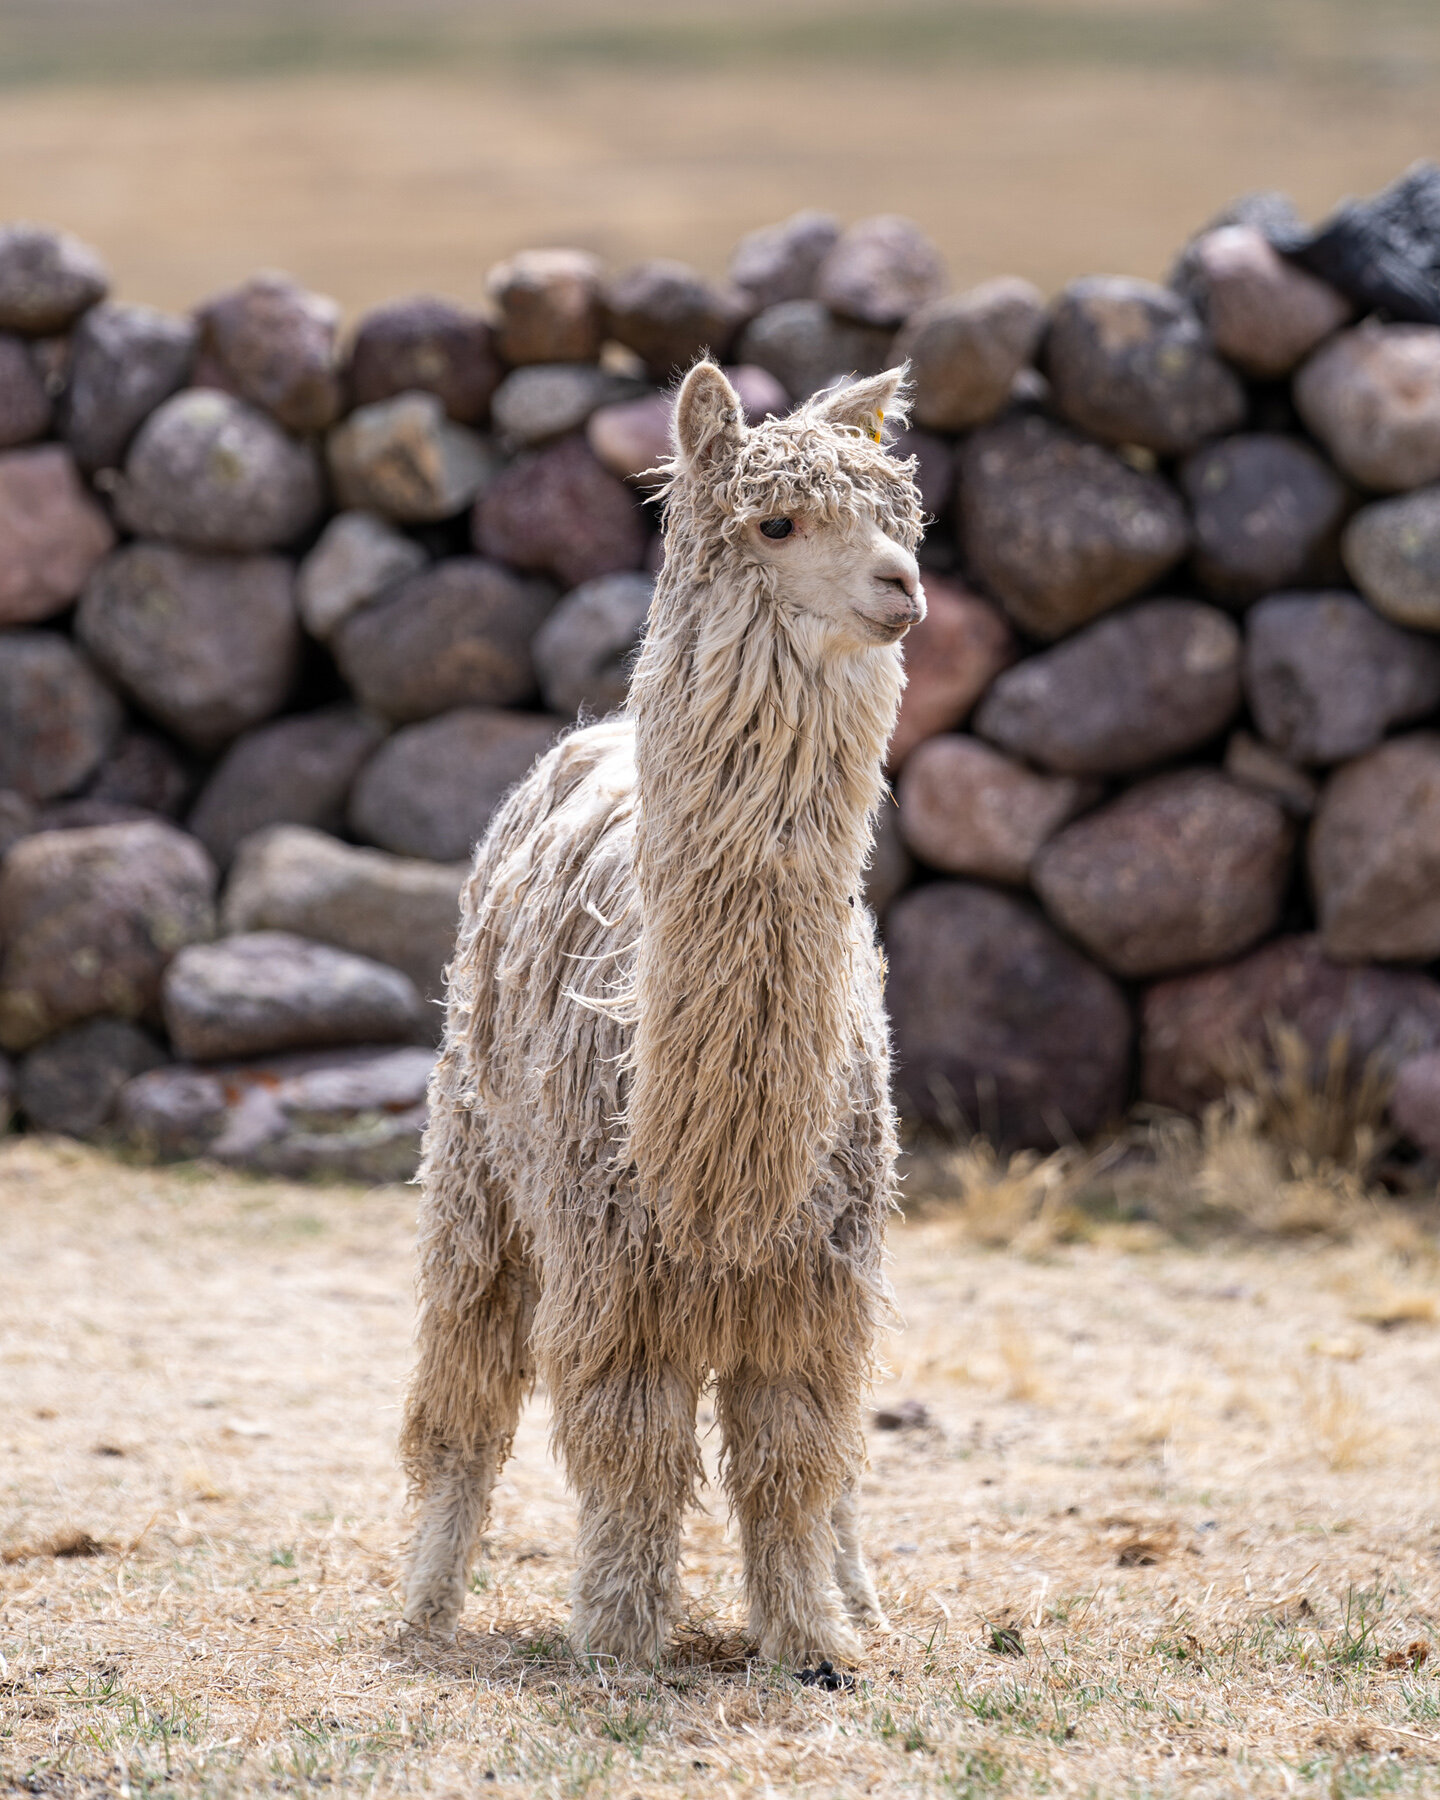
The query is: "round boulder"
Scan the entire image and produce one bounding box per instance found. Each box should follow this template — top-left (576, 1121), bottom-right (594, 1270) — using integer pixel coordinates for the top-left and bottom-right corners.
top-left (490, 364), bottom-right (643, 448)
top-left (586, 366), bottom-right (787, 483)
top-left (77, 544), bottom-right (301, 752)
top-left (1342, 485), bottom-right (1440, 632)
top-left (486, 249), bottom-right (604, 367)
top-left (1392, 1053), bottom-right (1440, 1159)
top-left (1294, 322), bottom-right (1440, 493)
top-left (59, 300), bottom-right (196, 474)
top-left (603, 260), bottom-right (751, 382)
top-left (193, 271), bottom-right (342, 434)
top-left (87, 729), bottom-right (194, 819)
top-left (295, 509), bottom-right (428, 641)
top-left (956, 413), bottom-right (1190, 640)
top-left (887, 576), bottom-right (1016, 770)
top-left (1032, 770), bottom-right (1294, 979)
top-left (1181, 433), bottom-right (1351, 607)
top-left (473, 435), bottom-right (647, 588)
top-left (0, 630), bottom-right (123, 802)
top-left (1179, 224), bottom-right (1353, 378)
top-left (897, 735), bottom-right (1095, 885)
top-left (885, 881), bottom-right (1131, 1147)
top-left (0, 444), bottom-right (116, 626)
top-left (814, 215), bottom-right (946, 328)
top-left (532, 570), bottom-right (653, 717)
top-left (893, 278), bottom-right (1045, 432)
top-left (0, 334), bottom-right (51, 447)
top-left (16, 1017), bottom-right (167, 1138)
top-left (346, 295), bottom-right (500, 424)
top-left (116, 389), bottom-right (323, 551)
top-left (0, 224), bottom-right (107, 334)
top-left (327, 391), bottom-right (498, 523)
top-left (727, 211), bottom-right (840, 312)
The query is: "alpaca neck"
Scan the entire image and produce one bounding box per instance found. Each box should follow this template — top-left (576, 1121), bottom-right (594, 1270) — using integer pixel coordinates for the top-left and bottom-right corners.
top-left (624, 553), bottom-right (902, 1268)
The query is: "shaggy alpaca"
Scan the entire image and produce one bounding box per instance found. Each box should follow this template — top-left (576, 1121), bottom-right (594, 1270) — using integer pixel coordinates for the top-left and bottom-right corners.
top-left (400, 360), bottom-right (925, 1666)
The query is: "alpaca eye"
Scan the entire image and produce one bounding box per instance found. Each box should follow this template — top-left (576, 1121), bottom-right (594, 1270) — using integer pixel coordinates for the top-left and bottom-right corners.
top-left (759, 517), bottom-right (794, 540)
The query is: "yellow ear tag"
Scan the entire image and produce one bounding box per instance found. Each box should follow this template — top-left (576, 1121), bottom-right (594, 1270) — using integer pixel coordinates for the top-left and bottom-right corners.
top-left (869, 408), bottom-right (884, 444)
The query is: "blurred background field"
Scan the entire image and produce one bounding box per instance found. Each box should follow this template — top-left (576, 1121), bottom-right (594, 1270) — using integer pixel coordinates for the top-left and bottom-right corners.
top-left (0, 0), bottom-right (1436, 316)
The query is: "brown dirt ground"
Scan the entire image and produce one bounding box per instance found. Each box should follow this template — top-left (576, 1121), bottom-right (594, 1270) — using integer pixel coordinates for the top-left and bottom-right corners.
top-left (4, 1134), bottom-right (1440, 1797)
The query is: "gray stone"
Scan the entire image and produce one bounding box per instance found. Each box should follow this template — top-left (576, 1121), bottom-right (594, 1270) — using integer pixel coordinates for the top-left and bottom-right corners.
top-left (1294, 323), bottom-right (1440, 492)
top-left (162, 930), bottom-right (424, 1062)
top-left (115, 1063), bottom-right (230, 1159)
top-left (295, 510), bottom-right (427, 641)
top-left (0, 631), bottom-right (123, 801)
top-left (0, 334), bottom-right (50, 446)
top-left (59, 301), bottom-right (196, 473)
top-left (0, 1049), bottom-right (12, 1132)
top-left (332, 557), bottom-right (555, 723)
top-left (86, 729), bottom-right (194, 819)
top-left (1179, 224), bottom-right (1353, 378)
top-left (956, 413), bottom-right (1190, 640)
top-left (1243, 591), bottom-right (1440, 765)
top-left (35, 799), bottom-right (157, 833)
top-left (586, 366), bottom-right (788, 483)
top-left (0, 225), bottom-right (107, 334)
top-left (1222, 730), bottom-right (1319, 818)
top-left (347, 295), bottom-right (500, 424)
top-left (0, 445), bottom-right (116, 625)
top-left (893, 428), bottom-right (953, 521)
top-left (77, 544), bottom-right (300, 752)
top-left (893, 278), bottom-right (1045, 432)
top-left (16, 1017), bottom-right (166, 1138)
top-left (116, 389), bottom-right (323, 552)
top-left (888, 575), bottom-right (1016, 770)
top-left (1310, 732), bottom-right (1440, 963)
top-left (1044, 276), bottom-right (1246, 456)
top-left (0, 790), bottom-right (36, 857)
top-left (727, 210), bottom-right (840, 311)
top-left (815, 214), bottom-right (946, 327)
top-left (898, 735), bottom-right (1094, 884)
top-left (602, 259), bottom-right (751, 382)
top-left (490, 364), bottom-right (643, 448)
top-left (222, 823), bottom-right (465, 1004)
top-left (473, 435), bottom-right (647, 588)
top-left (1180, 434), bottom-right (1351, 607)
top-left (0, 820), bottom-right (216, 1053)
top-left (1392, 1053), bottom-right (1440, 1158)
top-left (532, 570), bottom-right (653, 717)
top-left (187, 707), bottom-right (387, 868)
top-left (1032, 770), bottom-right (1293, 979)
top-left (193, 272), bottom-right (343, 433)
top-left (348, 706), bottom-right (562, 863)
top-left (328, 391), bottom-right (498, 523)
top-left (1343, 484), bottom-right (1440, 632)
top-left (885, 880), bottom-right (1131, 1147)
top-left (486, 249), bottom-right (605, 367)
top-left (736, 299), bottom-right (893, 403)
top-left (974, 599), bottom-right (1241, 776)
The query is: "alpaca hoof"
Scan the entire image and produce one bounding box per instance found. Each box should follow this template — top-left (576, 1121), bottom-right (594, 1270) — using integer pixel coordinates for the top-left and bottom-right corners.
top-left (568, 1606), bottom-right (668, 1668)
top-left (401, 1583), bottom-right (463, 1641)
top-left (758, 1617), bottom-right (863, 1670)
top-left (848, 1602), bottom-right (891, 1632)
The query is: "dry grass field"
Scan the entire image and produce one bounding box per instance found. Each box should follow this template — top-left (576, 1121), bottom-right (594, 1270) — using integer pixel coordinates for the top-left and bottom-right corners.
top-left (3, 1125), bottom-right (1440, 1799)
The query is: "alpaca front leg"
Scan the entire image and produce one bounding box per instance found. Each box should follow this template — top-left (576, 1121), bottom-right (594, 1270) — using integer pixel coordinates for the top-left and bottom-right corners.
top-left (833, 1478), bottom-right (888, 1630)
top-left (403, 1439), bottom-right (508, 1635)
top-left (554, 1363), bottom-right (700, 1665)
top-left (717, 1368), bottom-right (863, 1667)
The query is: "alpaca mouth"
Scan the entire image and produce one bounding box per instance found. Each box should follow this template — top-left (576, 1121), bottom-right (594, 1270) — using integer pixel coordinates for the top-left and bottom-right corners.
top-left (862, 612), bottom-right (918, 643)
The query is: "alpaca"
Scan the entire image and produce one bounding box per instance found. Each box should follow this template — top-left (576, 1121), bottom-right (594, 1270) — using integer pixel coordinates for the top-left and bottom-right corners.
top-left (400, 360), bottom-right (925, 1667)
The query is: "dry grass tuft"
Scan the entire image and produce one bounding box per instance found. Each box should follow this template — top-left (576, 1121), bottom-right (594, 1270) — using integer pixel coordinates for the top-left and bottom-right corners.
top-left (1297, 1367), bottom-right (1384, 1472)
top-left (1, 1529), bottom-right (108, 1566)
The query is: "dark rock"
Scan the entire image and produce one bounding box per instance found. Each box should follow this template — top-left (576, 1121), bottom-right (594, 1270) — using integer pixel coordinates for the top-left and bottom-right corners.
top-left (77, 544), bottom-right (300, 752)
top-left (332, 557), bottom-right (554, 723)
top-left (59, 301), bottom-right (196, 473)
top-left (1243, 591), bottom-right (1440, 765)
top-left (16, 1017), bottom-right (166, 1137)
top-left (728, 211), bottom-right (840, 311)
top-left (473, 435), bottom-right (647, 587)
top-left (1310, 732), bottom-right (1440, 962)
top-left (116, 389), bottom-right (323, 551)
top-left (0, 820), bottom-right (216, 1052)
top-left (586, 366), bottom-right (787, 483)
top-left (491, 364), bottom-right (644, 448)
top-left (1180, 434), bottom-right (1351, 607)
top-left (347, 295), bottom-right (501, 424)
top-left (898, 735), bottom-right (1094, 884)
top-left (893, 428), bottom-right (953, 521)
top-left (86, 729), bottom-right (194, 819)
top-left (486, 249), bottom-right (604, 367)
top-left (974, 599), bottom-right (1241, 776)
top-left (1032, 771), bottom-right (1293, 979)
top-left (0, 1049), bottom-right (12, 1130)
top-left (0, 631), bottom-right (123, 801)
top-left (956, 413), bottom-right (1190, 640)
top-left (295, 510), bottom-right (427, 641)
top-left (1141, 934), bottom-right (1440, 1113)
top-left (1294, 323), bottom-right (1440, 493)
top-left (885, 881), bottom-right (1131, 1147)
top-left (893, 278), bottom-right (1045, 432)
top-left (1392, 1052), bottom-right (1440, 1157)
top-left (1223, 730), bottom-right (1319, 818)
top-left (161, 931), bottom-right (424, 1062)
top-left (119, 1043), bottom-right (434, 1179)
top-left (348, 706), bottom-right (562, 862)
top-left (1178, 224), bottom-right (1352, 377)
top-left (222, 823), bottom-right (465, 1003)
top-left (1043, 276), bottom-right (1246, 456)
top-left (888, 576), bottom-right (1016, 770)
top-left (187, 707), bottom-right (386, 867)
top-left (1283, 161), bottom-right (1440, 328)
top-left (862, 800), bottom-right (912, 919)
top-left (327, 392), bottom-right (498, 523)
top-left (735, 299), bottom-right (893, 403)
top-left (1343, 484), bottom-right (1440, 632)
top-left (192, 272), bottom-right (342, 434)
top-left (0, 334), bottom-right (50, 446)
top-left (35, 798), bottom-right (157, 832)
top-left (0, 790), bottom-right (36, 857)
top-left (0, 445), bottom-right (116, 625)
top-left (815, 214), bottom-right (946, 327)
top-left (532, 570), bottom-right (652, 717)
top-left (602, 259), bottom-right (751, 382)
top-left (0, 225), bottom-right (107, 334)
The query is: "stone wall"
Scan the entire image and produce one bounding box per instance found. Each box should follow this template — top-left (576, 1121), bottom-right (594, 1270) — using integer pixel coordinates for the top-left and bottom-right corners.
top-left (2, 169), bottom-right (1440, 1176)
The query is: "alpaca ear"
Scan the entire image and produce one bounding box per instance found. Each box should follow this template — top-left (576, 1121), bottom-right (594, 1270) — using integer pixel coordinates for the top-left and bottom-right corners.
top-left (810, 365), bottom-right (911, 441)
top-left (673, 360), bottom-right (745, 476)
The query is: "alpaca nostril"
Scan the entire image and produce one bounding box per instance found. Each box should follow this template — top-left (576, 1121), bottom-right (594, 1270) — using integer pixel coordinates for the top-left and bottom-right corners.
top-left (881, 573), bottom-right (917, 602)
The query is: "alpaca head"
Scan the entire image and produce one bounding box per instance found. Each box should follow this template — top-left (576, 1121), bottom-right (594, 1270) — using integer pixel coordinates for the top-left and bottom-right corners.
top-left (663, 361), bottom-right (926, 658)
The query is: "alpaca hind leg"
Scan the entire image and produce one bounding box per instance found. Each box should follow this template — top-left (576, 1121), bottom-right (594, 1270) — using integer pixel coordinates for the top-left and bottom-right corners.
top-left (833, 1478), bottom-right (888, 1630)
top-left (554, 1362), bottom-right (700, 1665)
top-left (717, 1367), bottom-right (863, 1667)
